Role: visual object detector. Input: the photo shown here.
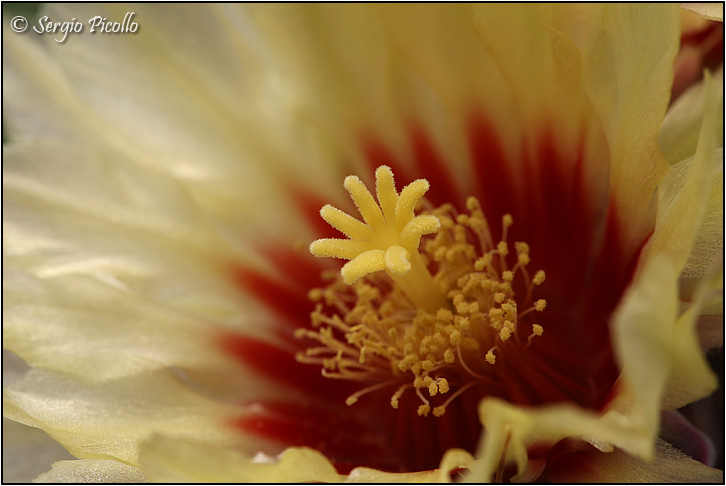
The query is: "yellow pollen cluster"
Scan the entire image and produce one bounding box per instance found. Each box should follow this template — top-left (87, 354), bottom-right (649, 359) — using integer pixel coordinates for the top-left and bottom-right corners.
top-left (301, 166), bottom-right (547, 418)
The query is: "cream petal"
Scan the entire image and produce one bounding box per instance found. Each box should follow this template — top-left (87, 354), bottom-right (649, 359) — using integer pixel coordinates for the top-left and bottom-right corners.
top-left (2, 418), bottom-right (74, 483)
top-left (680, 151), bottom-right (724, 280)
top-left (584, 4), bottom-right (680, 246)
top-left (467, 3), bottom-right (594, 148)
top-left (610, 249), bottom-right (715, 441)
top-left (9, 4), bottom-right (269, 182)
top-left (660, 69), bottom-right (724, 166)
top-left (548, 439), bottom-right (723, 483)
top-left (33, 460), bottom-right (147, 484)
top-left (378, 5), bottom-right (585, 180)
top-left (609, 255), bottom-right (683, 449)
top-left (681, 3), bottom-right (725, 21)
top-left (3, 368), bottom-right (242, 465)
top-left (3, 4), bottom-right (720, 483)
top-left (650, 72), bottom-right (723, 273)
top-left (3, 6), bottom-right (318, 243)
top-left (468, 398), bottom-right (652, 482)
top-left (661, 262), bottom-right (722, 410)
top-left (140, 438), bottom-right (341, 483)
top-left (347, 449), bottom-right (475, 483)
top-left (244, 4), bottom-right (446, 182)
top-left (4, 267), bottom-right (243, 382)
top-left (4, 139), bottom-right (287, 381)
top-left (141, 437), bottom-right (475, 483)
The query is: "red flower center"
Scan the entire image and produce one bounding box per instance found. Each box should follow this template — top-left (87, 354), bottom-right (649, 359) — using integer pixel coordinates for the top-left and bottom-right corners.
top-left (224, 114), bottom-right (648, 474)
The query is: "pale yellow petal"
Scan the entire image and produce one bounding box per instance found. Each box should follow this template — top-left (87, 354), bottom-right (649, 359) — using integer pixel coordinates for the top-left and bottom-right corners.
top-left (379, 4), bottom-right (588, 174)
top-left (347, 449), bottom-right (475, 483)
top-left (662, 261), bottom-right (722, 409)
top-left (3, 6), bottom-right (319, 243)
top-left (239, 2), bottom-right (426, 197)
top-left (649, 72), bottom-right (723, 272)
top-left (548, 439), bottom-right (723, 483)
top-left (680, 151), bottom-right (724, 279)
top-left (33, 460), bottom-right (147, 483)
top-left (3, 267), bottom-right (240, 382)
top-left (2, 417), bottom-right (74, 483)
top-left (467, 398), bottom-right (654, 482)
top-left (609, 254), bottom-right (682, 451)
top-left (584, 5), bottom-right (680, 247)
top-left (140, 438), bottom-right (341, 483)
top-left (3, 138), bottom-right (285, 382)
top-left (3, 369), bottom-right (241, 466)
top-left (660, 69), bottom-right (724, 165)
top-left (141, 437), bottom-right (476, 483)
top-left (681, 3), bottom-right (725, 21)
top-left (609, 247), bottom-right (715, 439)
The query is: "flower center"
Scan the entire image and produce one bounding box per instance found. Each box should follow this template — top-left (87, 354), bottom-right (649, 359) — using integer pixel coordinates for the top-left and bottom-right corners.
top-left (298, 166), bottom-right (546, 417)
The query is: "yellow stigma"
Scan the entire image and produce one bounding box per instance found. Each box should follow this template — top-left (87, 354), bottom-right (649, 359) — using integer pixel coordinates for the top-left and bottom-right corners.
top-left (309, 165), bottom-right (444, 311)
top-left (300, 166), bottom-right (548, 419)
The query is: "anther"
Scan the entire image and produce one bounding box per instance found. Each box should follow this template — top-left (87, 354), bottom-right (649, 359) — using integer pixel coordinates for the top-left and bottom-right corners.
top-left (299, 168), bottom-right (549, 420)
top-left (527, 324), bottom-right (544, 346)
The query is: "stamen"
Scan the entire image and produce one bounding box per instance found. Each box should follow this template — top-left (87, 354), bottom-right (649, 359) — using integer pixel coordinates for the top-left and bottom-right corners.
top-left (415, 387), bottom-right (431, 417)
top-left (345, 380), bottom-right (399, 406)
top-left (527, 324), bottom-right (544, 346)
top-left (390, 384), bottom-right (410, 409)
top-left (299, 166), bottom-right (548, 419)
top-left (432, 380), bottom-right (479, 417)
